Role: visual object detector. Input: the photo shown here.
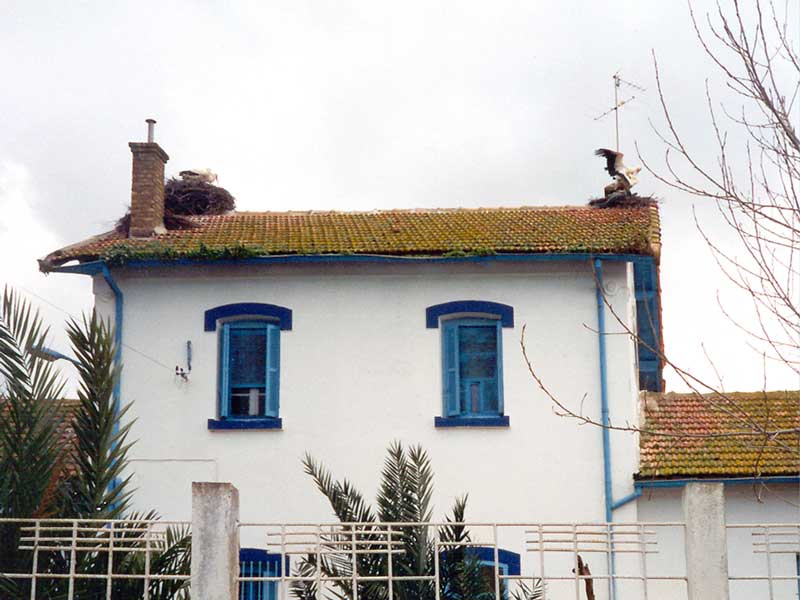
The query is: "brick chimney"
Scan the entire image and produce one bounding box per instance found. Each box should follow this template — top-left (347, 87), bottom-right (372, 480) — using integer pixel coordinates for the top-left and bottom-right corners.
top-left (128, 119), bottom-right (169, 237)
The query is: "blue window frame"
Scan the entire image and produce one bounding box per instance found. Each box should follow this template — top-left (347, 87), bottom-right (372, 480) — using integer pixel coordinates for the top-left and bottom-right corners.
top-left (472, 547), bottom-right (521, 595)
top-left (441, 547), bottom-right (520, 598)
top-left (216, 320), bottom-right (280, 423)
top-left (441, 317), bottom-right (504, 420)
top-left (239, 549), bottom-right (287, 600)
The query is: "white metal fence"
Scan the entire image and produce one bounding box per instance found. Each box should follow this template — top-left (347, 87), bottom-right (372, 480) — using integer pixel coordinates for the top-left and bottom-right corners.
top-left (236, 521), bottom-right (688, 600)
top-left (2, 483), bottom-right (799, 599)
top-left (0, 518), bottom-right (191, 599)
top-left (727, 524), bottom-right (800, 600)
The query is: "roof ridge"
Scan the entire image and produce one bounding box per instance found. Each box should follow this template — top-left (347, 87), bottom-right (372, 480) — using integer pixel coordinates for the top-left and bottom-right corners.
top-left (207, 205), bottom-right (648, 217)
top-left (649, 390), bottom-right (799, 398)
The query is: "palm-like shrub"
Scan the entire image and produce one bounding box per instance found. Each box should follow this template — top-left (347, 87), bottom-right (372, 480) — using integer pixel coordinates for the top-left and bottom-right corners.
top-left (291, 442), bottom-right (495, 600)
top-left (0, 289), bottom-right (66, 584)
top-left (0, 288), bottom-right (191, 599)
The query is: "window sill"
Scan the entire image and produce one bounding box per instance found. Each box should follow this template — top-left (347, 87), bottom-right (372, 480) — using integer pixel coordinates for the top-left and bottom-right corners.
top-left (434, 416), bottom-right (509, 428)
top-left (207, 417), bottom-right (283, 431)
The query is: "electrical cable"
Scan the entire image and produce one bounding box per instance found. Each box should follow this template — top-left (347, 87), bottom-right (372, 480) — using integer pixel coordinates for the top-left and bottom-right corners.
top-left (16, 285), bottom-right (177, 373)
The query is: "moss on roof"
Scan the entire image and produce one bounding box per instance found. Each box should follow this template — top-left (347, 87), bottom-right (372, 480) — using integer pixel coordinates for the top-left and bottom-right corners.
top-left (40, 205), bottom-right (661, 269)
top-left (638, 391), bottom-right (800, 479)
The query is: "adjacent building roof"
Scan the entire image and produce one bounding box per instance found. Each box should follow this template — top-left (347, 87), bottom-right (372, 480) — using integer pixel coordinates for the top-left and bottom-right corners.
top-left (1, 398), bottom-right (79, 474)
top-left (638, 391), bottom-right (800, 479)
top-left (40, 204), bottom-right (661, 269)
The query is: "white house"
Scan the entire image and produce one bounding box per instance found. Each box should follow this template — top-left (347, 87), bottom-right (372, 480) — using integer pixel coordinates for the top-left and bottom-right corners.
top-left (39, 128), bottom-right (798, 598)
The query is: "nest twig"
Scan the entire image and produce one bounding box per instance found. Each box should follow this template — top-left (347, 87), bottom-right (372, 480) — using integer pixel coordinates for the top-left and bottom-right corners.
top-left (588, 193), bottom-right (656, 209)
top-left (115, 177), bottom-right (236, 234)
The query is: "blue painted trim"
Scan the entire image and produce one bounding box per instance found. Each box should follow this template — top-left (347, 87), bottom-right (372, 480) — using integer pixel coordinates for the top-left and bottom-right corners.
top-left (426, 301), bottom-right (514, 328)
top-left (469, 547), bottom-right (521, 575)
top-left (34, 346), bottom-right (80, 365)
top-left (634, 476), bottom-right (800, 488)
top-left (434, 416), bottom-right (509, 428)
top-left (239, 548), bottom-right (289, 576)
top-left (101, 265), bottom-right (124, 498)
top-left (47, 261), bottom-right (107, 275)
top-left (208, 417), bottom-right (283, 430)
top-left (595, 259), bottom-right (613, 524)
top-left (611, 489), bottom-right (642, 511)
top-left (496, 319), bottom-right (504, 415)
top-left (204, 303), bottom-right (292, 331)
top-left (46, 253), bottom-right (656, 275)
top-left (595, 259), bottom-right (621, 600)
top-left (634, 257), bottom-right (662, 392)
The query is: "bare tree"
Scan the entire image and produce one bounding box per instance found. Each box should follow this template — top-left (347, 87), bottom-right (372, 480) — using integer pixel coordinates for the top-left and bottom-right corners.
top-left (525, 0), bottom-right (800, 484)
top-left (645, 0), bottom-right (799, 378)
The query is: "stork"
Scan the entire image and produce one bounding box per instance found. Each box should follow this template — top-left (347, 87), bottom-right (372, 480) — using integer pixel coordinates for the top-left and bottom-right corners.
top-left (594, 148), bottom-right (640, 197)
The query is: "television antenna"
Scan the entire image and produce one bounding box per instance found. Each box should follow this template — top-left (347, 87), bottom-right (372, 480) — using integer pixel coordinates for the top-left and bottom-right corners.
top-left (594, 71), bottom-right (646, 151)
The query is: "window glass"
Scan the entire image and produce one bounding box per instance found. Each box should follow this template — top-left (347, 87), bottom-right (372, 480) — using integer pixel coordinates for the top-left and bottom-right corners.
top-left (458, 325), bottom-right (498, 414)
top-left (442, 318), bottom-right (503, 418)
top-left (220, 321), bottom-right (279, 419)
top-left (229, 327), bottom-right (267, 416)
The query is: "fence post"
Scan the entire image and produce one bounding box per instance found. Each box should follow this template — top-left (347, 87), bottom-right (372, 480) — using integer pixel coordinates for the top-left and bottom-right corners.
top-left (683, 482), bottom-right (729, 600)
top-left (191, 482), bottom-right (240, 600)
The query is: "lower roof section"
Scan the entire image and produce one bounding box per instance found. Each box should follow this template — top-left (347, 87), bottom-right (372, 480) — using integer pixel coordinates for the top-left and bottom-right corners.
top-left (638, 390), bottom-right (800, 479)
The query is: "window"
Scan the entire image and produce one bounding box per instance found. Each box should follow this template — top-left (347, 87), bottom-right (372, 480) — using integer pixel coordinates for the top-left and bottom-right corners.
top-left (205, 303), bottom-right (291, 431)
top-left (239, 548), bottom-right (286, 600)
top-left (427, 301), bottom-right (512, 427)
top-left (220, 321), bottom-right (280, 419)
top-left (472, 547), bottom-right (521, 597)
top-left (443, 318), bottom-right (502, 416)
top-left (441, 547), bottom-right (520, 599)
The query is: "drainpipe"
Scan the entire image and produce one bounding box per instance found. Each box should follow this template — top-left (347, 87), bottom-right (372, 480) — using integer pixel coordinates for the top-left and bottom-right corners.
top-left (101, 264), bottom-right (123, 493)
top-left (594, 258), bottom-right (613, 523)
top-left (100, 264), bottom-right (123, 413)
top-left (594, 258), bottom-right (618, 599)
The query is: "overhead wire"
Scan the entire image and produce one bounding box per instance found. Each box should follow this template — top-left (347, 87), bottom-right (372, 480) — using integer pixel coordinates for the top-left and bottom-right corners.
top-left (16, 284), bottom-right (177, 373)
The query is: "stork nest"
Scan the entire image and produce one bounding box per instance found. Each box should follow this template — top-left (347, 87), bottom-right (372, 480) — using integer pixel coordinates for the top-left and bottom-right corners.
top-left (115, 178), bottom-right (236, 234)
top-left (588, 192), bottom-right (656, 209)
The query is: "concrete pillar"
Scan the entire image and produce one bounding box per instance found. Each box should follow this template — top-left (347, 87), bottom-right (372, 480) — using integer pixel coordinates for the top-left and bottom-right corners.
top-left (191, 482), bottom-right (239, 600)
top-left (683, 482), bottom-right (729, 600)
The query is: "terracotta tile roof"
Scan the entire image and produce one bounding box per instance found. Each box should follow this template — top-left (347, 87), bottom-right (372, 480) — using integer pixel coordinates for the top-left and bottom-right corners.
top-left (638, 391), bottom-right (800, 479)
top-left (40, 205), bottom-right (661, 269)
top-left (1, 398), bottom-right (79, 474)
top-left (53, 398), bottom-right (80, 458)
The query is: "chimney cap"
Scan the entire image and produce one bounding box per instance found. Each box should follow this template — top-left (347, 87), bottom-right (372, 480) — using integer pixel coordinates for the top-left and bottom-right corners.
top-left (146, 118), bottom-right (157, 143)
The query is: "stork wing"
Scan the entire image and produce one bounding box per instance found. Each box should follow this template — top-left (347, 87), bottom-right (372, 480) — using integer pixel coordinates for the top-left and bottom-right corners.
top-left (594, 148), bottom-right (621, 177)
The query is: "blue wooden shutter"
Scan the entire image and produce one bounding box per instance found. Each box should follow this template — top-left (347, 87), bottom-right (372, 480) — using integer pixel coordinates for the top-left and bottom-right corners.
top-left (239, 549), bottom-right (282, 600)
top-left (495, 320), bottom-right (504, 415)
top-left (265, 324), bottom-right (280, 417)
top-left (220, 323), bottom-right (232, 417)
top-left (442, 321), bottom-right (460, 416)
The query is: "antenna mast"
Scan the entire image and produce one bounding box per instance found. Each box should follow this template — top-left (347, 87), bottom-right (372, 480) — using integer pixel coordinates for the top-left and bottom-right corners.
top-left (594, 72), bottom-right (645, 151)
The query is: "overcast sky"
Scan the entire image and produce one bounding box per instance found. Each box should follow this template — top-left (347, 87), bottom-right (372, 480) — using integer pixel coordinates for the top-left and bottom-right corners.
top-left (1, 0), bottom-right (797, 394)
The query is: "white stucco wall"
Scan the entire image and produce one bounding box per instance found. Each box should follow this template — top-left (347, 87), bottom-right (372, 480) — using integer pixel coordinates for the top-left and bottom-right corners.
top-left (92, 259), bottom-right (641, 532)
top-left (638, 484), bottom-right (800, 600)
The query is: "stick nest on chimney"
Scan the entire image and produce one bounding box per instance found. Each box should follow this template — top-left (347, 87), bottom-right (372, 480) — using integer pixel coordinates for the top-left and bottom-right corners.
top-left (115, 178), bottom-right (236, 234)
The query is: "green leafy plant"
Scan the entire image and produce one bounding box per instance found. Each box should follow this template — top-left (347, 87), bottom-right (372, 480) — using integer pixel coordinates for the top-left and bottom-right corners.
top-left (0, 288), bottom-right (66, 583)
top-left (292, 442), bottom-right (501, 600)
top-left (0, 288), bottom-right (191, 599)
top-left (102, 241), bottom-right (265, 266)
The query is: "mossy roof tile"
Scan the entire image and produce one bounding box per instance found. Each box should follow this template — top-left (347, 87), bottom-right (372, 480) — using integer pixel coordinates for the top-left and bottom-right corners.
top-left (638, 391), bottom-right (800, 479)
top-left (40, 205), bottom-right (661, 268)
